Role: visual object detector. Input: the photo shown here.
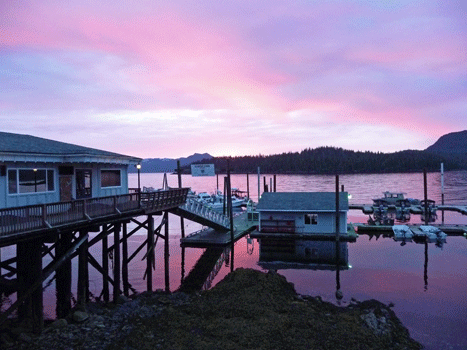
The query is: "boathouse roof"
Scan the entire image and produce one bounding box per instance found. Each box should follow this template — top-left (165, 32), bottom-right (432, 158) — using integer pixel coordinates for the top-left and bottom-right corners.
top-left (0, 132), bottom-right (142, 164)
top-left (256, 192), bottom-right (349, 212)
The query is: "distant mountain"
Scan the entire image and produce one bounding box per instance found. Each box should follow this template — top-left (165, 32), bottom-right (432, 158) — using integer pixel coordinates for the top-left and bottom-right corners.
top-left (425, 130), bottom-right (467, 154)
top-left (129, 153), bottom-right (213, 173)
top-left (425, 130), bottom-right (467, 167)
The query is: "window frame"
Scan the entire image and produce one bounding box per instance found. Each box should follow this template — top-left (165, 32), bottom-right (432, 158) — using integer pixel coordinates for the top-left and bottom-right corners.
top-left (100, 169), bottom-right (122, 188)
top-left (304, 213), bottom-right (318, 225)
top-left (7, 168), bottom-right (55, 195)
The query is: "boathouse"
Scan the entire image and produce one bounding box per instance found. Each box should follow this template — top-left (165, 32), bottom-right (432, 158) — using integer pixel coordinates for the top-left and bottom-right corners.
top-left (0, 132), bottom-right (141, 209)
top-left (256, 192), bottom-right (349, 235)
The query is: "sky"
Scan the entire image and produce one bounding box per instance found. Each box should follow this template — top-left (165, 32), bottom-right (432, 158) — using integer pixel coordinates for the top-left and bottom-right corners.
top-left (1, 0), bottom-right (466, 159)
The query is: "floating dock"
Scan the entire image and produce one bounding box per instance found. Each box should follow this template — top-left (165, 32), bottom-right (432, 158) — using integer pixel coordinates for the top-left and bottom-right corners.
top-left (354, 223), bottom-right (467, 236)
top-left (250, 224), bottom-right (358, 242)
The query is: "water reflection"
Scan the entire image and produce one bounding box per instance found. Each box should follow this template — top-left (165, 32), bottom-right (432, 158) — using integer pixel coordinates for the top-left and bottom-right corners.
top-left (257, 239), bottom-right (349, 302)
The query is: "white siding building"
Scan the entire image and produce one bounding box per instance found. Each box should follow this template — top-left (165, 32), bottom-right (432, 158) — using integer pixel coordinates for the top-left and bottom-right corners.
top-left (0, 132), bottom-right (141, 209)
top-left (256, 192), bottom-right (349, 235)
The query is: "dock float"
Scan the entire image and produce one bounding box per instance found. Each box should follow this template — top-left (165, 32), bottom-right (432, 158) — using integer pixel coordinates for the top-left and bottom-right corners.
top-left (180, 212), bottom-right (257, 248)
top-left (250, 224), bottom-right (358, 242)
top-left (354, 223), bottom-right (467, 236)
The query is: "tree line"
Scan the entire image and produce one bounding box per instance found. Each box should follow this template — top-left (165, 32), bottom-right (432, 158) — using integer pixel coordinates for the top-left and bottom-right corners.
top-left (187, 147), bottom-right (465, 175)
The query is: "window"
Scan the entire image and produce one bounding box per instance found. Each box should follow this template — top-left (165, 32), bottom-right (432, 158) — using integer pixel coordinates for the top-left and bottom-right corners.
top-left (8, 169), bottom-right (55, 194)
top-left (101, 170), bottom-right (121, 188)
top-left (8, 170), bottom-right (17, 194)
top-left (304, 214), bottom-right (318, 225)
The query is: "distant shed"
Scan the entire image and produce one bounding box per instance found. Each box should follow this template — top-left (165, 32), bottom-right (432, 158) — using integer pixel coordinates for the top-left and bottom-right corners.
top-left (256, 192), bottom-right (349, 235)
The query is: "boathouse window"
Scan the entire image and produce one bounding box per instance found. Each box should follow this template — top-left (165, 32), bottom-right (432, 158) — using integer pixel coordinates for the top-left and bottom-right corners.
top-left (101, 170), bottom-right (121, 188)
top-left (8, 169), bottom-right (55, 194)
top-left (304, 214), bottom-right (318, 225)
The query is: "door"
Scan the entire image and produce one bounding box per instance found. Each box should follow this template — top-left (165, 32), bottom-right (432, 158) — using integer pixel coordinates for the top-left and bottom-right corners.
top-left (76, 169), bottom-right (92, 199)
top-left (59, 175), bottom-right (73, 201)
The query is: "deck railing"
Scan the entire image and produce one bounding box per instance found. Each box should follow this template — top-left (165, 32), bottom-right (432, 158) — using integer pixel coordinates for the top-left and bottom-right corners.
top-left (0, 188), bottom-right (189, 238)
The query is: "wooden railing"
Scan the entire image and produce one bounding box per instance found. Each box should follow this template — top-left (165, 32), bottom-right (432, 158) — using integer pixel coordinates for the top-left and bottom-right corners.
top-left (0, 188), bottom-right (189, 238)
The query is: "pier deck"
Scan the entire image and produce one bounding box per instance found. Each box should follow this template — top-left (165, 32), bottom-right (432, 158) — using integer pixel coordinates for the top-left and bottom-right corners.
top-left (180, 211), bottom-right (257, 247)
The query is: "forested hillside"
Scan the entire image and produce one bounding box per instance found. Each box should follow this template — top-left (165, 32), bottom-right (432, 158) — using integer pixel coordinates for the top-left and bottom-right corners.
top-left (191, 147), bottom-right (463, 175)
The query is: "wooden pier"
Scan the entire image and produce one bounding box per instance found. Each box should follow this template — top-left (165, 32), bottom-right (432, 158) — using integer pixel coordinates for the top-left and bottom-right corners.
top-left (0, 188), bottom-right (189, 331)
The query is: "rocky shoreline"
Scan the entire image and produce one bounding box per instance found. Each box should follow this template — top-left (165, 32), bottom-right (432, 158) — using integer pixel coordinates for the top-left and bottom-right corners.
top-left (1, 268), bottom-right (423, 350)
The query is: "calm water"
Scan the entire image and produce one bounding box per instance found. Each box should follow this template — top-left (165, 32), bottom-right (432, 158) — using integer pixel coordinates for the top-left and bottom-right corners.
top-left (3, 170), bottom-right (467, 349)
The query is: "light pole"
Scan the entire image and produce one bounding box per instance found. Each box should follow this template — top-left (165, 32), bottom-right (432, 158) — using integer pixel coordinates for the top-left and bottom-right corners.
top-left (136, 164), bottom-right (141, 193)
top-left (33, 168), bottom-right (37, 192)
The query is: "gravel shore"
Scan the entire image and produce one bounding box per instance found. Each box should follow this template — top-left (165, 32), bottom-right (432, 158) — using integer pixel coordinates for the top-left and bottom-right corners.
top-left (1, 268), bottom-right (423, 350)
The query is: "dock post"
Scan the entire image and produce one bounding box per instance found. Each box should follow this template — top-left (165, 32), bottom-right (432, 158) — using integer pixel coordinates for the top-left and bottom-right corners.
top-left (335, 175), bottom-right (340, 241)
top-left (77, 230), bottom-right (89, 309)
top-left (147, 215), bottom-right (154, 292)
top-left (246, 173), bottom-right (250, 199)
top-left (227, 159), bottom-right (234, 272)
top-left (257, 167), bottom-right (260, 200)
top-left (56, 231), bottom-right (72, 319)
top-left (102, 224), bottom-right (109, 302)
top-left (122, 222), bottom-right (129, 297)
top-left (17, 238), bottom-right (43, 333)
top-left (113, 222), bottom-right (121, 303)
top-left (273, 174), bottom-right (276, 192)
top-left (164, 211), bottom-right (170, 292)
top-left (177, 160), bottom-right (186, 239)
top-left (423, 169), bottom-right (428, 225)
top-left (441, 163), bottom-right (445, 224)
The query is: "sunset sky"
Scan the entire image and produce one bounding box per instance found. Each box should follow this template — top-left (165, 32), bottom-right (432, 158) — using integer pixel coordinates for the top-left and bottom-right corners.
top-left (2, 0), bottom-right (466, 158)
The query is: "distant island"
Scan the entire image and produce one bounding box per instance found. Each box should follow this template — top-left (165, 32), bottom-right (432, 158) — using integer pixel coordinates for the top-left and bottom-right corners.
top-left (134, 130), bottom-right (467, 175)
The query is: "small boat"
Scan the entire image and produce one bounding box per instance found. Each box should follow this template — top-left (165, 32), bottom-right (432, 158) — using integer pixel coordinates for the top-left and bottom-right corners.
top-left (193, 190), bottom-right (247, 210)
top-left (419, 225), bottom-right (447, 240)
top-left (392, 225), bottom-right (413, 241)
top-left (372, 192), bottom-right (420, 207)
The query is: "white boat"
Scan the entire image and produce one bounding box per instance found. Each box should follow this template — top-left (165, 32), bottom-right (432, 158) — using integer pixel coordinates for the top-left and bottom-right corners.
top-left (206, 190), bottom-right (246, 210)
top-left (392, 225), bottom-right (413, 241)
top-left (419, 225), bottom-right (447, 240)
top-left (193, 190), bottom-right (247, 210)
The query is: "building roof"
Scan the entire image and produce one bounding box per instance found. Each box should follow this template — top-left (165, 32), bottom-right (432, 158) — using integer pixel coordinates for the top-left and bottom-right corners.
top-left (0, 132), bottom-right (142, 165)
top-left (256, 192), bottom-right (349, 212)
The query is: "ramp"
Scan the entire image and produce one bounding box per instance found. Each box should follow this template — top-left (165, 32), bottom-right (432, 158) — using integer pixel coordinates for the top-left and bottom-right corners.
top-left (171, 199), bottom-right (230, 231)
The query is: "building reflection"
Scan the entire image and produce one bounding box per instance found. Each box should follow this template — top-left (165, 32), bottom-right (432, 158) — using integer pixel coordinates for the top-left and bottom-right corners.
top-left (257, 238), bottom-right (349, 301)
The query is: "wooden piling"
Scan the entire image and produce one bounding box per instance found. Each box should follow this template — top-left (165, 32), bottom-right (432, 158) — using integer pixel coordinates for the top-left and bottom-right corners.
top-left (113, 223), bottom-right (121, 303)
top-left (177, 160), bottom-right (186, 239)
top-left (17, 238), bottom-right (43, 333)
top-left (164, 211), bottom-right (170, 292)
top-left (122, 222), bottom-right (129, 297)
top-left (77, 230), bottom-right (89, 308)
top-left (56, 231), bottom-right (72, 318)
top-left (102, 225), bottom-right (109, 302)
top-left (335, 175), bottom-right (340, 241)
top-left (147, 215), bottom-right (154, 292)
top-left (423, 169), bottom-right (428, 225)
top-left (227, 160), bottom-right (234, 272)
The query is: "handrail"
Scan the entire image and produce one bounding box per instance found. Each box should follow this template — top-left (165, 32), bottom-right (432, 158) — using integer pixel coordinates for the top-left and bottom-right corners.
top-left (0, 188), bottom-right (189, 238)
top-left (180, 199), bottom-right (230, 229)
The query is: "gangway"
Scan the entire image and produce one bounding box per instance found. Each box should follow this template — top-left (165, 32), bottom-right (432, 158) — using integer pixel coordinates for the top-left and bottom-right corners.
top-left (171, 198), bottom-right (230, 232)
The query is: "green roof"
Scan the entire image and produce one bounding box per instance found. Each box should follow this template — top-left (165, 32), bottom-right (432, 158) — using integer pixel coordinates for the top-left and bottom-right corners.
top-left (0, 132), bottom-right (141, 164)
top-left (256, 192), bottom-right (349, 212)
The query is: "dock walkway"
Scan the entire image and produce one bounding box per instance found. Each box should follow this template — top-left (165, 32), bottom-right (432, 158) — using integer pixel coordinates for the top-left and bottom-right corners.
top-left (180, 211), bottom-right (257, 247)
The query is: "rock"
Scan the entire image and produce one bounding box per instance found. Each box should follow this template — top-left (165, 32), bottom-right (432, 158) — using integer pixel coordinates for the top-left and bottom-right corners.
top-left (72, 311), bottom-right (89, 323)
top-left (49, 319), bottom-right (68, 328)
top-left (18, 332), bottom-right (32, 343)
